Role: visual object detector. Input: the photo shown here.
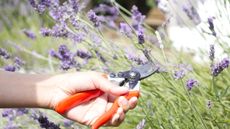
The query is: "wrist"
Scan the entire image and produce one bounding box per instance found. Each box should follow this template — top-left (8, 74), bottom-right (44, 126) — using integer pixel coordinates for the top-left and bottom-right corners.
top-left (35, 74), bottom-right (58, 109)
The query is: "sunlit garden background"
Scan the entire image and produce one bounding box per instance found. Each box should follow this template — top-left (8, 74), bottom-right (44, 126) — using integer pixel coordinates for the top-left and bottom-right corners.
top-left (0, 0), bottom-right (229, 129)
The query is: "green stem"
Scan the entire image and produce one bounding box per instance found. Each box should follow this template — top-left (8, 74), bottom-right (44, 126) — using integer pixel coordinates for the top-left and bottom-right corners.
top-left (139, 97), bottom-right (156, 128)
top-left (180, 80), bottom-right (208, 129)
top-left (212, 76), bottom-right (219, 100)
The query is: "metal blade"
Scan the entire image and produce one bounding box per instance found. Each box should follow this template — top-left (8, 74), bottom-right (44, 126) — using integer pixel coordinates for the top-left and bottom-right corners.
top-left (131, 62), bottom-right (159, 80)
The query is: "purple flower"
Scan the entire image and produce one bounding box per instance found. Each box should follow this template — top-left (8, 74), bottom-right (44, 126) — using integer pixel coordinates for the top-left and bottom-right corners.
top-left (31, 110), bottom-right (60, 128)
top-left (131, 5), bottom-right (145, 30)
top-left (186, 78), bottom-right (198, 91)
top-left (49, 49), bottom-right (60, 59)
top-left (173, 64), bottom-right (193, 80)
top-left (220, 58), bottom-right (230, 69)
top-left (4, 65), bottom-right (16, 72)
top-left (60, 60), bottom-right (74, 70)
top-left (90, 34), bottom-right (101, 45)
top-left (39, 0), bottom-right (52, 11)
top-left (49, 5), bottom-right (66, 21)
top-left (0, 48), bottom-right (10, 59)
top-left (87, 10), bottom-right (101, 27)
top-left (37, 4), bottom-right (46, 13)
top-left (40, 28), bottom-right (52, 36)
top-left (63, 119), bottom-right (74, 127)
top-left (125, 48), bottom-right (147, 65)
top-left (23, 29), bottom-right (36, 39)
top-left (16, 108), bottom-right (29, 116)
top-left (182, 4), bottom-right (201, 25)
top-left (70, 17), bottom-right (80, 30)
top-left (68, 32), bottom-right (85, 43)
top-left (76, 49), bottom-right (92, 59)
top-left (119, 22), bottom-right (133, 38)
top-left (58, 44), bottom-right (71, 59)
top-left (2, 109), bottom-right (13, 118)
top-left (136, 119), bottom-right (146, 129)
top-left (94, 4), bottom-right (119, 17)
top-left (95, 50), bottom-right (106, 63)
top-left (29, 0), bottom-right (51, 13)
top-left (130, 6), bottom-right (146, 44)
top-left (50, 44), bottom-right (77, 70)
top-left (1, 109), bottom-right (17, 121)
top-left (173, 70), bottom-right (185, 80)
top-left (211, 58), bottom-right (230, 76)
top-left (41, 0), bottom-right (52, 7)
top-left (93, 4), bottom-right (119, 28)
top-left (29, 0), bottom-right (37, 8)
top-left (137, 30), bottom-right (145, 44)
top-left (42, 23), bottom-right (69, 38)
top-left (51, 23), bottom-right (69, 38)
top-left (14, 57), bottom-right (24, 68)
top-left (208, 17), bottom-right (216, 36)
top-left (68, 0), bottom-right (79, 13)
top-left (36, 115), bottom-right (60, 129)
top-left (209, 44), bottom-right (215, 61)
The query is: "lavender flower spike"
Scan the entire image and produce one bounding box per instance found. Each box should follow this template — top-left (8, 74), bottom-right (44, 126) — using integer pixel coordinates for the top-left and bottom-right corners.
top-left (14, 57), bottom-right (24, 68)
top-left (182, 4), bottom-right (201, 24)
top-left (208, 17), bottom-right (216, 36)
top-left (209, 44), bottom-right (215, 61)
top-left (23, 29), bottom-right (36, 39)
top-left (76, 49), bottom-right (92, 59)
top-left (137, 30), bottom-right (145, 44)
top-left (50, 44), bottom-right (77, 70)
top-left (211, 58), bottom-right (230, 76)
top-left (87, 10), bottom-right (101, 27)
top-left (119, 22), bottom-right (132, 38)
top-left (0, 48), bottom-right (10, 59)
top-left (131, 5), bottom-right (145, 30)
top-left (37, 115), bottom-right (60, 129)
top-left (4, 65), bottom-right (16, 72)
top-left (173, 70), bottom-right (185, 80)
top-left (186, 78), bottom-right (198, 91)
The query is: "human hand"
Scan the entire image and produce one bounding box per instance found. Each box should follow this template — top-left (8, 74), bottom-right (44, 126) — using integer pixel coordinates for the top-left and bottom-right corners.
top-left (45, 71), bottom-right (138, 126)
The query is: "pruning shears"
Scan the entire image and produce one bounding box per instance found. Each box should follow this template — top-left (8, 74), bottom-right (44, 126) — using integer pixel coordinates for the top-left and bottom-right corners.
top-left (55, 62), bottom-right (160, 129)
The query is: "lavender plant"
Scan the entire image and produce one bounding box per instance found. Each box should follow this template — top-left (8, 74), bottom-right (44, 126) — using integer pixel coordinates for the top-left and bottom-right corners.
top-left (0, 0), bottom-right (230, 129)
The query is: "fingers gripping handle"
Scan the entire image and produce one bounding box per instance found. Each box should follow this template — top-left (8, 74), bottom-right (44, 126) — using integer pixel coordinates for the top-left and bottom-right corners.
top-left (91, 90), bottom-right (140, 129)
top-left (55, 89), bottom-right (104, 114)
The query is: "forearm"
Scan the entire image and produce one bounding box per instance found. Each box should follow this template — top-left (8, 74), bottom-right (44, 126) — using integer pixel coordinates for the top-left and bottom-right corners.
top-left (0, 71), bottom-right (53, 108)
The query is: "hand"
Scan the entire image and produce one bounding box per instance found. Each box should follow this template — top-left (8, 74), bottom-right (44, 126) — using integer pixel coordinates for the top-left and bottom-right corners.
top-left (46, 71), bottom-right (138, 126)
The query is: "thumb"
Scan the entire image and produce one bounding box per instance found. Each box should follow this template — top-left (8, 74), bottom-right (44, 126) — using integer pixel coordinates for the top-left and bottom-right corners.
top-left (94, 74), bottom-right (128, 96)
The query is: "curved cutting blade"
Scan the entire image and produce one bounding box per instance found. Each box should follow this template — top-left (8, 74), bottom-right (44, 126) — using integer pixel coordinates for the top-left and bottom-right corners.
top-left (131, 62), bottom-right (159, 80)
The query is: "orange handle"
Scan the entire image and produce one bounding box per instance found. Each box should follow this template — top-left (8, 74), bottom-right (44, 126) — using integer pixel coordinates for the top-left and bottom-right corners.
top-left (55, 89), bottom-right (104, 114)
top-left (91, 90), bottom-right (140, 129)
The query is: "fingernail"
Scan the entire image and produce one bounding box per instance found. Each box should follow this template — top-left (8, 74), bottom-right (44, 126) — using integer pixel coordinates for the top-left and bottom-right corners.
top-left (117, 107), bottom-right (123, 115)
top-left (112, 114), bottom-right (120, 124)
